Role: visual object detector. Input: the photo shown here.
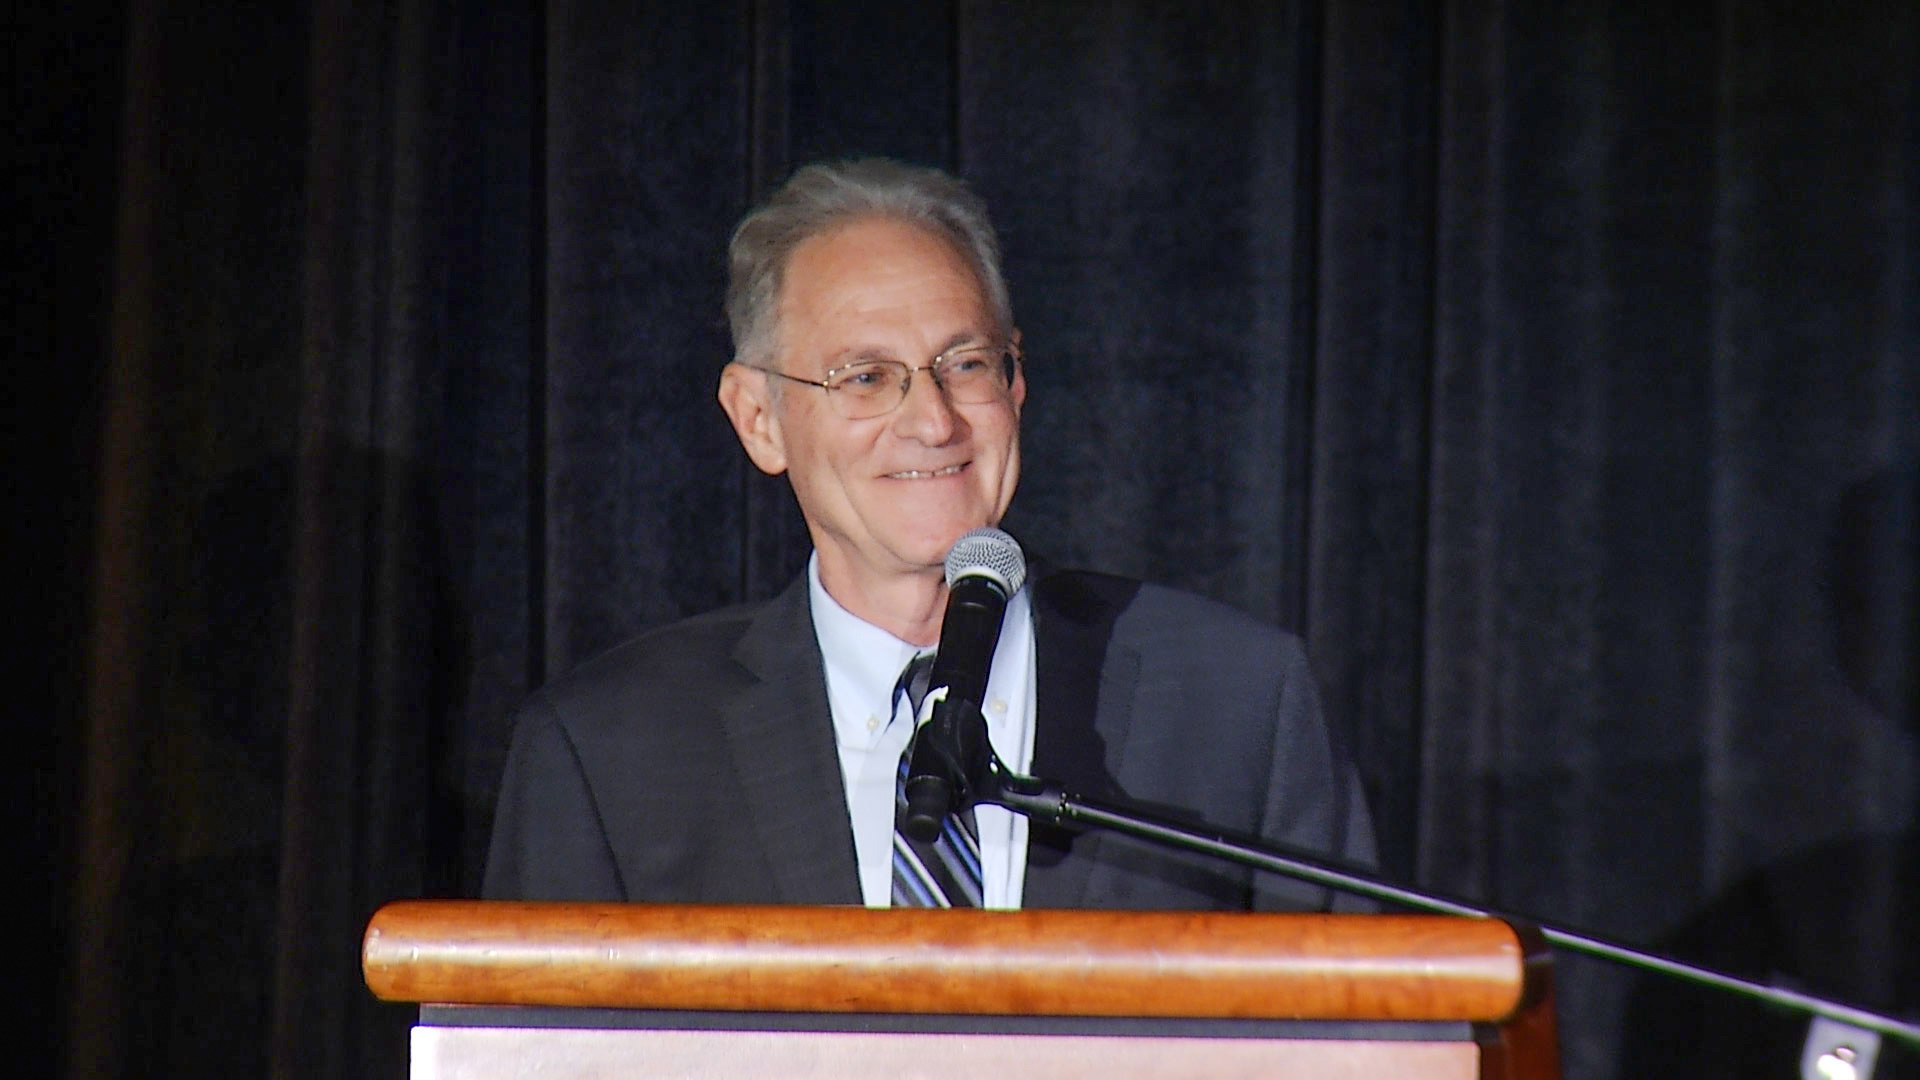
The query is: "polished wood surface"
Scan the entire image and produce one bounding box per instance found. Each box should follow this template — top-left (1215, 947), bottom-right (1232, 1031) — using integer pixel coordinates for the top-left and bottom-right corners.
top-left (364, 902), bottom-right (1530, 1022)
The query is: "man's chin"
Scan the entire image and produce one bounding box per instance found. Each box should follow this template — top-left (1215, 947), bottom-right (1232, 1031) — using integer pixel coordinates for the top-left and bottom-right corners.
top-left (876, 529), bottom-right (988, 577)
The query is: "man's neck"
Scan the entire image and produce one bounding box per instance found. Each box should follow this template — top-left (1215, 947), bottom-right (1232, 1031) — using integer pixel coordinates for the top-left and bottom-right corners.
top-left (815, 554), bottom-right (947, 647)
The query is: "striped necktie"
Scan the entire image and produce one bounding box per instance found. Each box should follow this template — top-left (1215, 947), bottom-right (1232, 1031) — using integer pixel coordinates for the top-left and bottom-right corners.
top-left (889, 651), bottom-right (983, 907)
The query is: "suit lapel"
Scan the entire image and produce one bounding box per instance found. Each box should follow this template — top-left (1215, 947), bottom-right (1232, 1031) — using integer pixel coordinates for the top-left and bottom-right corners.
top-left (718, 575), bottom-right (863, 905)
top-left (706, 565), bottom-right (1147, 909)
top-left (1022, 566), bottom-right (1142, 909)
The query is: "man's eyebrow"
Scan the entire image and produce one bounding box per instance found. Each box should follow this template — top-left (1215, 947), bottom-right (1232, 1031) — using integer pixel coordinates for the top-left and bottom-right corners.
top-left (935, 331), bottom-right (993, 356)
top-left (836, 331), bottom-right (994, 366)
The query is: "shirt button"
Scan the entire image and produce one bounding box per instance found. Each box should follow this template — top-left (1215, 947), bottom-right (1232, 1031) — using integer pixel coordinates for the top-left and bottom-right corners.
top-left (865, 714), bottom-right (879, 731)
top-left (989, 698), bottom-right (1008, 715)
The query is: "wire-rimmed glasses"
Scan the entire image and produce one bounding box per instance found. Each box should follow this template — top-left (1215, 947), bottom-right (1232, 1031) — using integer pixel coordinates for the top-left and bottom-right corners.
top-left (752, 343), bottom-right (1022, 420)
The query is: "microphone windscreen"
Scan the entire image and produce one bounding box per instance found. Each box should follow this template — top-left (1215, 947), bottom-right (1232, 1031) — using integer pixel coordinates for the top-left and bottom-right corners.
top-left (944, 527), bottom-right (1027, 593)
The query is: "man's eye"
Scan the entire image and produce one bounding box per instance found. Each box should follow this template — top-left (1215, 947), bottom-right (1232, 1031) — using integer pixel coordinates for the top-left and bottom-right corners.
top-left (945, 353), bottom-right (991, 376)
top-left (837, 365), bottom-right (896, 392)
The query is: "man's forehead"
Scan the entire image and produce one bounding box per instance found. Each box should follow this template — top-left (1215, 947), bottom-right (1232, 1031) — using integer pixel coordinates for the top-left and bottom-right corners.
top-left (785, 215), bottom-right (977, 285)
top-left (775, 217), bottom-right (996, 354)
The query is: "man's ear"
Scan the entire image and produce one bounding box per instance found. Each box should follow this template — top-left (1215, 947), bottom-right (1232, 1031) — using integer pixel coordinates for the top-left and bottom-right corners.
top-left (717, 363), bottom-right (789, 476)
top-left (1008, 327), bottom-right (1028, 412)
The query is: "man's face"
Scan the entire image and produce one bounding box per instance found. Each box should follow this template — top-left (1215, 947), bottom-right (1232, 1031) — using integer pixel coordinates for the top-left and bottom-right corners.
top-left (742, 216), bottom-right (1025, 590)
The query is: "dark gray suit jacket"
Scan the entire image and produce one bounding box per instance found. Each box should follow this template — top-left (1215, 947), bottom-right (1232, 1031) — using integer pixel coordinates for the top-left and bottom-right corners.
top-left (483, 567), bottom-right (1375, 910)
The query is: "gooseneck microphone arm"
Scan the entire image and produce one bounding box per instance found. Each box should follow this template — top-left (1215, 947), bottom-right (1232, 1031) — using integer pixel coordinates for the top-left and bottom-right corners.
top-left (917, 663), bottom-right (1919, 1044)
top-left (905, 528), bottom-right (1919, 1049)
top-left (979, 768), bottom-right (1918, 1046)
top-left (935, 750), bottom-right (1917, 1047)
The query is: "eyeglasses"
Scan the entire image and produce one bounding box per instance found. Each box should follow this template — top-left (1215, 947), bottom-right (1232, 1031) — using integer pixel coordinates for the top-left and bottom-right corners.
top-left (752, 343), bottom-right (1022, 420)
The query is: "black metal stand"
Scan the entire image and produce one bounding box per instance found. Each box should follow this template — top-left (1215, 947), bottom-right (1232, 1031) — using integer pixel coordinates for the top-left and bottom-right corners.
top-left (969, 763), bottom-right (1920, 1050)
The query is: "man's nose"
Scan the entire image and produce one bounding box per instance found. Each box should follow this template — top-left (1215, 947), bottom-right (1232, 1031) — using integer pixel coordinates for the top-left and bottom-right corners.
top-left (893, 367), bottom-right (960, 441)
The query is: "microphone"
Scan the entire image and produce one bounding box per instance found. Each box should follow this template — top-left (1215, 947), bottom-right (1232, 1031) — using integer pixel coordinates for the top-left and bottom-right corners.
top-left (901, 528), bottom-right (1027, 843)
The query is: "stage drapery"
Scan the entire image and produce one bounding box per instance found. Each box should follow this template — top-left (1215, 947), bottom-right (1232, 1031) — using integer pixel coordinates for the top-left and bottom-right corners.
top-left (32, 3), bottom-right (1915, 1077)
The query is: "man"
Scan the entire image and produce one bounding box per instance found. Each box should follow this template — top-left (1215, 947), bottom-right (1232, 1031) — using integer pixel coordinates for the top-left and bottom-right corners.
top-left (484, 158), bottom-right (1374, 911)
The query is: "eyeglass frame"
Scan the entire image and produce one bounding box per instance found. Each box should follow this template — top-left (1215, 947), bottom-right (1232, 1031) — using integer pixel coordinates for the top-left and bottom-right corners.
top-left (745, 341), bottom-right (1024, 419)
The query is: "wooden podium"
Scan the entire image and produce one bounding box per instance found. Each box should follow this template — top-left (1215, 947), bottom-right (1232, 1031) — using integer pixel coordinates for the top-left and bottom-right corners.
top-left (363, 902), bottom-right (1558, 1079)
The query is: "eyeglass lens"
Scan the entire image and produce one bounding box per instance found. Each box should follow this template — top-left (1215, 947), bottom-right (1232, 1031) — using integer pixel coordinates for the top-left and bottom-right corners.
top-left (826, 349), bottom-right (1015, 418)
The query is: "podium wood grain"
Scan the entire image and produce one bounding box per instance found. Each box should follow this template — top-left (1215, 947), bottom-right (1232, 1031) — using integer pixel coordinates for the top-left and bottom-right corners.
top-left (364, 902), bottom-right (1530, 1022)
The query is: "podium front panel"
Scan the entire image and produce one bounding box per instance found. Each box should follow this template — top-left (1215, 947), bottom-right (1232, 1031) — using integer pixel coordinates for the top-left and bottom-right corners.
top-left (411, 1007), bottom-right (1487, 1079)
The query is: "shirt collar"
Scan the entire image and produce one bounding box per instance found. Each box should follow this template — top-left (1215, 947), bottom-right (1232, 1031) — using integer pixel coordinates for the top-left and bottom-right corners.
top-left (808, 554), bottom-right (925, 723)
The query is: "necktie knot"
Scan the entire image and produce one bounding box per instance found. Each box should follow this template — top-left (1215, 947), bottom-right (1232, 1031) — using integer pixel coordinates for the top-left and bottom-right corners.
top-left (893, 650), bottom-right (936, 723)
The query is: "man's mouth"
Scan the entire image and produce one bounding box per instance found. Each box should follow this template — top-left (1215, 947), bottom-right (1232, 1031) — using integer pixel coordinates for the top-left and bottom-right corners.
top-left (885, 463), bottom-right (968, 479)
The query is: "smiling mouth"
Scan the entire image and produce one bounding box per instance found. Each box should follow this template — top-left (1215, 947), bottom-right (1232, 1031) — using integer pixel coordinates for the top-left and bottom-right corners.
top-left (886, 463), bottom-right (968, 480)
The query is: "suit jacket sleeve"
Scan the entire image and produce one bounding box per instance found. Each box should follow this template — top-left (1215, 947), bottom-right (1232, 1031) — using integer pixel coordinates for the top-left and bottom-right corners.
top-left (483, 696), bottom-right (625, 901)
top-left (1253, 630), bottom-right (1377, 912)
top-left (479, 580), bottom-right (862, 905)
top-left (1028, 573), bottom-right (1376, 912)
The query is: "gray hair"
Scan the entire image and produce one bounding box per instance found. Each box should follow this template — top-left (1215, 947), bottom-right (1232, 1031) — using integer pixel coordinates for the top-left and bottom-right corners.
top-left (725, 158), bottom-right (1014, 368)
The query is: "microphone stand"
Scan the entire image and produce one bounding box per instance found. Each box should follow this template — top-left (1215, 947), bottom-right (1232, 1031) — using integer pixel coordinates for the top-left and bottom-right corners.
top-left (929, 720), bottom-right (1920, 1050)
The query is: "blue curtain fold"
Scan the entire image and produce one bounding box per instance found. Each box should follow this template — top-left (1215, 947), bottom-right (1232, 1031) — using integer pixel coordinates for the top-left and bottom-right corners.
top-left (41, 2), bottom-right (1917, 1077)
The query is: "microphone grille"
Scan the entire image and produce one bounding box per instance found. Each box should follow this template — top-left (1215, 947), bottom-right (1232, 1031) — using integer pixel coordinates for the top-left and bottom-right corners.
top-left (945, 527), bottom-right (1027, 593)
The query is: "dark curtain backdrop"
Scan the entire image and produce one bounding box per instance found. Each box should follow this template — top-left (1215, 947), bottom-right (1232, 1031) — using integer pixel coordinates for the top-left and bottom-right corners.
top-left (31, 2), bottom-right (1916, 1078)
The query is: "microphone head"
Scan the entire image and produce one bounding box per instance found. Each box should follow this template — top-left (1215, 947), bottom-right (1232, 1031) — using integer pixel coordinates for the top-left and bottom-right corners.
top-left (945, 527), bottom-right (1027, 594)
